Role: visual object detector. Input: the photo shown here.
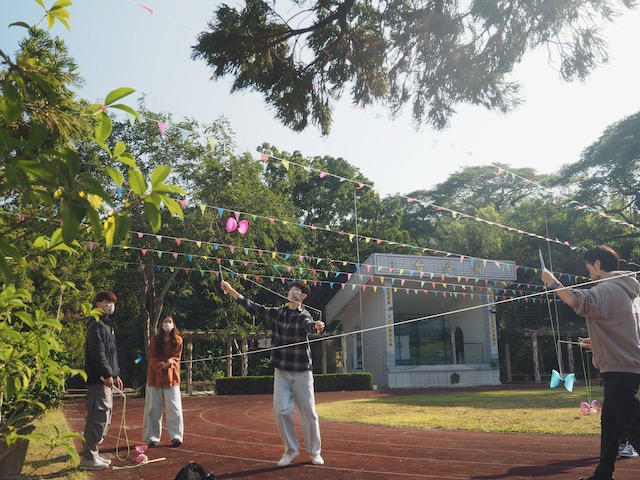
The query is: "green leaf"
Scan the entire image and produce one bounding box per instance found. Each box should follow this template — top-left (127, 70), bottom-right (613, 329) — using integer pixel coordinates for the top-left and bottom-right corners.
top-left (113, 140), bottom-right (126, 158)
top-left (109, 103), bottom-right (139, 119)
top-left (150, 165), bottom-right (171, 189)
top-left (158, 194), bottom-right (184, 221)
top-left (0, 238), bottom-right (27, 267)
top-left (14, 159), bottom-right (52, 178)
top-left (8, 22), bottom-right (31, 30)
top-left (0, 256), bottom-right (14, 284)
top-left (105, 167), bottom-right (124, 186)
top-left (37, 338), bottom-right (50, 358)
top-left (103, 215), bottom-right (116, 248)
top-left (52, 0), bottom-right (73, 8)
top-left (61, 199), bottom-right (85, 244)
top-left (104, 88), bottom-right (136, 106)
top-left (94, 113), bottom-right (113, 144)
top-left (2, 329), bottom-right (24, 343)
top-left (149, 184), bottom-right (187, 195)
top-left (144, 201), bottom-right (161, 231)
top-left (86, 207), bottom-right (103, 237)
top-left (28, 123), bottom-right (48, 149)
top-left (32, 236), bottom-right (48, 249)
top-left (46, 254), bottom-right (57, 268)
top-left (117, 152), bottom-right (137, 168)
top-left (112, 214), bottom-right (132, 244)
top-left (128, 169), bottom-right (147, 196)
top-left (0, 82), bottom-right (24, 124)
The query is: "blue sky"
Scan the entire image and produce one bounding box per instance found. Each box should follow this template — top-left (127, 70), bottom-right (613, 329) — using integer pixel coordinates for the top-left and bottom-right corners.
top-left (3, 0), bottom-right (640, 196)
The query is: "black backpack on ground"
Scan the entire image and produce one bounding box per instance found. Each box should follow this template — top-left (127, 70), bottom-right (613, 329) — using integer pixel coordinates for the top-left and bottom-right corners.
top-left (173, 462), bottom-right (215, 480)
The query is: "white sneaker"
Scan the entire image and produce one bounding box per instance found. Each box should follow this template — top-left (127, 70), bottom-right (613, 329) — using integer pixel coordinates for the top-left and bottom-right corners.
top-left (310, 453), bottom-right (324, 465)
top-left (97, 455), bottom-right (112, 465)
top-left (277, 450), bottom-right (299, 467)
top-left (79, 458), bottom-right (109, 471)
top-left (618, 442), bottom-right (639, 458)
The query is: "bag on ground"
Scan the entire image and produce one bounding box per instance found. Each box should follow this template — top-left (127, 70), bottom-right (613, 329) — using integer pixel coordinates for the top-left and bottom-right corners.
top-left (173, 461), bottom-right (215, 480)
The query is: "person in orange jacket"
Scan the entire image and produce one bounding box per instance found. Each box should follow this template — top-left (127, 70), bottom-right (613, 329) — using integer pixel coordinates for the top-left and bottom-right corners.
top-left (142, 315), bottom-right (184, 447)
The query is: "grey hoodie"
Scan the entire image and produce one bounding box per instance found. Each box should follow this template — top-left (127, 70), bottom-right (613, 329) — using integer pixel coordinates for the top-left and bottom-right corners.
top-left (572, 271), bottom-right (640, 374)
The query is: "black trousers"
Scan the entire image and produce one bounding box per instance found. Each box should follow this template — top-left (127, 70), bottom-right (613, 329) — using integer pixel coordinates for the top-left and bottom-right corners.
top-left (594, 372), bottom-right (640, 478)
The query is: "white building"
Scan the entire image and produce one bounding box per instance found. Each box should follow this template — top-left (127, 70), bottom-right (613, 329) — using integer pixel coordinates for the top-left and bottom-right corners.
top-left (325, 253), bottom-right (517, 389)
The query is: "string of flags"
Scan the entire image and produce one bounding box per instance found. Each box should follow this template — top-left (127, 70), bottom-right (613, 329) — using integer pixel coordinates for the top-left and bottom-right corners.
top-left (493, 164), bottom-right (640, 233)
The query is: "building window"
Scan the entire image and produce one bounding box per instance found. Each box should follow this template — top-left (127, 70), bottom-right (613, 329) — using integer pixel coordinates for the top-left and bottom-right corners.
top-left (394, 315), bottom-right (452, 365)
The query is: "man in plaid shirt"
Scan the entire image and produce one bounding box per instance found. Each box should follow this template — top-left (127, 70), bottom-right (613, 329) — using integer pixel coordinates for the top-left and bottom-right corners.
top-left (221, 280), bottom-right (325, 467)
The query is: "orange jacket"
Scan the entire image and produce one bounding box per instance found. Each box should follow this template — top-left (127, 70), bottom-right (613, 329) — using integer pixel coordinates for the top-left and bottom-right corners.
top-left (146, 335), bottom-right (183, 387)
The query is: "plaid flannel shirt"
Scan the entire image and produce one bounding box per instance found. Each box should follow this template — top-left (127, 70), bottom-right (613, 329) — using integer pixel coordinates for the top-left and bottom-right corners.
top-left (237, 295), bottom-right (317, 372)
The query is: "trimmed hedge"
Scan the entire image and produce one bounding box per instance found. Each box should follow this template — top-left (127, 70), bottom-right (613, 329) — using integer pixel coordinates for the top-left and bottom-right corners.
top-left (215, 372), bottom-right (373, 395)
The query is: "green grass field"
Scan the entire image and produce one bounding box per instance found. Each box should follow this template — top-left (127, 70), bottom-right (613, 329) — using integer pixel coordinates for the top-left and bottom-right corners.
top-left (316, 387), bottom-right (604, 436)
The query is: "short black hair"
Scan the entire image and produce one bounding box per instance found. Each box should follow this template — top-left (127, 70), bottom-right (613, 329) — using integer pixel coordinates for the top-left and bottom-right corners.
top-left (93, 290), bottom-right (117, 306)
top-left (290, 281), bottom-right (310, 297)
top-left (583, 245), bottom-right (620, 272)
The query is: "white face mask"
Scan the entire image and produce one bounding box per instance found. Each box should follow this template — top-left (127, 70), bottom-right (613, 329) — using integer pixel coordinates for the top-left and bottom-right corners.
top-left (102, 303), bottom-right (115, 315)
top-left (163, 323), bottom-right (174, 333)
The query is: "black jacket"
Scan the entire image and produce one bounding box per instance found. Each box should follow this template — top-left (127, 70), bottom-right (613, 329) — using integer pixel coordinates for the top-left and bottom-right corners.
top-left (85, 315), bottom-right (120, 385)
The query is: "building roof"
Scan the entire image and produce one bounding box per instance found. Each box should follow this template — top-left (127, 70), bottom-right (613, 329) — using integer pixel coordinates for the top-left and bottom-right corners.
top-left (325, 253), bottom-right (517, 323)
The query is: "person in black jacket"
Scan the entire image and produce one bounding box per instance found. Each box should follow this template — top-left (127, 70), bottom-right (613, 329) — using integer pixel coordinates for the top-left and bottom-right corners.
top-left (79, 291), bottom-right (123, 471)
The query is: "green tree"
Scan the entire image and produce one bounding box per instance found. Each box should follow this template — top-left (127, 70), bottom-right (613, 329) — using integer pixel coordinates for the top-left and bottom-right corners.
top-left (556, 110), bottom-right (640, 249)
top-left (0, 1), bottom-right (184, 460)
top-left (192, 0), bottom-right (633, 135)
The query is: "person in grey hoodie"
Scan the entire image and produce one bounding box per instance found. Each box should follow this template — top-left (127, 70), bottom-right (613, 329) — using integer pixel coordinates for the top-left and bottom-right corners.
top-left (542, 245), bottom-right (640, 480)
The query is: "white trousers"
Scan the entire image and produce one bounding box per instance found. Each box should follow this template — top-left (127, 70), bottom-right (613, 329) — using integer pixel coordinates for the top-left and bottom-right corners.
top-left (142, 385), bottom-right (184, 443)
top-left (273, 368), bottom-right (321, 457)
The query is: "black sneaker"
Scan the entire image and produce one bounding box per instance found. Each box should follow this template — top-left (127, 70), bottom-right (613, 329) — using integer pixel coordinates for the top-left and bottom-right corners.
top-left (171, 439), bottom-right (182, 447)
top-left (148, 440), bottom-right (160, 447)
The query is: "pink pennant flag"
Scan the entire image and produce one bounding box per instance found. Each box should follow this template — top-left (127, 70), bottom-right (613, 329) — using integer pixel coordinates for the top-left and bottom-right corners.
top-left (179, 199), bottom-right (187, 208)
top-left (268, 218), bottom-right (275, 225)
top-left (172, 252), bottom-right (179, 260)
top-left (88, 242), bottom-right (95, 250)
top-left (141, 249), bottom-right (147, 256)
top-left (319, 172), bottom-right (328, 178)
top-left (137, 232), bottom-right (144, 238)
top-left (261, 153), bottom-right (269, 162)
top-left (495, 167), bottom-right (504, 176)
top-left (355, 183), bottom-right (364, 190)
top-left (157, 121), bottom-right (167, 137)
top-left (175, 238), bottom-right (181, 246)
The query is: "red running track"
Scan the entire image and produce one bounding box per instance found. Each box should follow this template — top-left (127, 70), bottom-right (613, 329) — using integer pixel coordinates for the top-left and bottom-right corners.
top-left (63, 390), bottom-right (639, 479)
